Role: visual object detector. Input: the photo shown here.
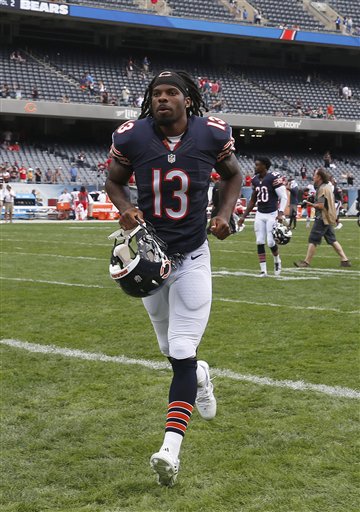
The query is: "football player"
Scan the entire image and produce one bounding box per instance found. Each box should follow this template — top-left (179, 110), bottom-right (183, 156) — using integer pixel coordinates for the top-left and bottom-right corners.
top-left (106, 70), bottom-right (242, 486)
top-left (238, 156), bottom-right (287, 276)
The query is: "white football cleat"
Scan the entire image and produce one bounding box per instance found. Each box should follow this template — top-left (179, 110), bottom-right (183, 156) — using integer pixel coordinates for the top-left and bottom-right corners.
top-left (150, 451), bottom-right (180, 487)
top-left (274, 261), bottom-right (281, 276)
top-left (259, 271), bottom-right (268, 277)
top-left (195, 360), bottom-right (217, 420)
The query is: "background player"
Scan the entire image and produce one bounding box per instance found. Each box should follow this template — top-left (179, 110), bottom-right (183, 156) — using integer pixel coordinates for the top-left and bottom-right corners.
top-left (238, 156), bottom-right (287, 276)
top-left (106, 70), bottom-right (242, 486)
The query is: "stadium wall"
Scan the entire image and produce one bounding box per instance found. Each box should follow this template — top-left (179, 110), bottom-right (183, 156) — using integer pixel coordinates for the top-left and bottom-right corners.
top-left (1, 99), bottom-right (359, 133)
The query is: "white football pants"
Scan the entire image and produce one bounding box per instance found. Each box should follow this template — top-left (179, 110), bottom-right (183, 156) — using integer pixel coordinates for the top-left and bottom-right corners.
top-left (254, 210), bottom-right (277, 247)
top-left (142, 240), bottom-right (212, 360)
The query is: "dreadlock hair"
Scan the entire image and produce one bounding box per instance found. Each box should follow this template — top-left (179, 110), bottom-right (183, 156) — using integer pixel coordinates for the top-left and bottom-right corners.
top-left (138, 70), bottom-right (208, 119)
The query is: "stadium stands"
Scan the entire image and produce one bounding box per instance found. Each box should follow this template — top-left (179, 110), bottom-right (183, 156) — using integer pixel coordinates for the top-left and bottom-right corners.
top-left (326, 0), bottom-right (359, 28)
top-left (166, 0), bottom-right (234, 21)
top-left (1, 141), bottom-right (359, 188)
top-left (1, 45), bottom-right (359, 120)
top-left (247, 0), bottom-right (324, 30)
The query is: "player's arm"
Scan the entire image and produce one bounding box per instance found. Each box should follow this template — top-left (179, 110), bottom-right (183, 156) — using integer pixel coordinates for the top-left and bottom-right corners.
top-left (105, 158), bottom-right (143, 229)
top-left (275, 185), bottom-right (288, 221)
top-left (210, 153), bottom-right (243, 239)
top-left (238, 189), bottom-right (257, 226)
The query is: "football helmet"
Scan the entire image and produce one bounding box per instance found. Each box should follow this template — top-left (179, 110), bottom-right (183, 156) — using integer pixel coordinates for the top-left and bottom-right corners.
top-left (109, 222), bottom-right (171, 298)
top-left (272, 221), bottom-right (292, 245)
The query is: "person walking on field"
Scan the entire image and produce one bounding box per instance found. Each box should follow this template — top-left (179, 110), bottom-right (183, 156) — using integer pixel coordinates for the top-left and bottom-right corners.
top-left (294, 168), bottom-right (351, 268)
top-left (106, 70), bottom-right (242, 487)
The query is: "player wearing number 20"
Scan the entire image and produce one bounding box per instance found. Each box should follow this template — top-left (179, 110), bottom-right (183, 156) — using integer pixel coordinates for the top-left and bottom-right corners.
top-left (238, 157), bottom-right (287, 277)
top-left (106, 70), bottom-right (242, 487)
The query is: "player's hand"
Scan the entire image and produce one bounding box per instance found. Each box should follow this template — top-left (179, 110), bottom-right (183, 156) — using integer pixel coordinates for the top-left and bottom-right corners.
top-left (210, 216), bottom-right (231, 240)
top-left (238, 217), bottom-right (245, 227)
top-left (276, 213), bottom-right (284, 223)
top-left (119, 207), bottom-right (144, 230)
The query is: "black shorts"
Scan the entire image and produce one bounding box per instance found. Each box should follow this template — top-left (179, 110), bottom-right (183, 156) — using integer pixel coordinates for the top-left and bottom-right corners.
top-left (309, 218), bottom-right (336, 245)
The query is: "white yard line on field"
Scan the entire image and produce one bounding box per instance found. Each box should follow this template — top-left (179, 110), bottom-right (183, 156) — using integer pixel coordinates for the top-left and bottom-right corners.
top-left (1, 276), bottom-right (358, 314)
top-left (214, 297), bottom-right (359, 314)
top-left (0, 276), bottom-right (112, 288)
top-left (1, 338), bottom-right (359, 400)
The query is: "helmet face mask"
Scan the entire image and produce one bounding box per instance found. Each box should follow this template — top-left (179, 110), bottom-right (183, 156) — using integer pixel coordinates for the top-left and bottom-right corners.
top-left (109, 223), bottom-right (171, 297)
top-left (272, 221), bottom-right (292, 245)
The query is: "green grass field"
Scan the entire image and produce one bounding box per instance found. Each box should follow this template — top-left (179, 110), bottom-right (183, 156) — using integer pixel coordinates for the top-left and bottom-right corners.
top-left (1, 219), bottom-right (359, 512)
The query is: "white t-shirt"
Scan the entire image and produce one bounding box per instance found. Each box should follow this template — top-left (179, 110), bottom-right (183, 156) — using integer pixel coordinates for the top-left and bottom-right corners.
top-left (4, 188), bottom-right (15, 203)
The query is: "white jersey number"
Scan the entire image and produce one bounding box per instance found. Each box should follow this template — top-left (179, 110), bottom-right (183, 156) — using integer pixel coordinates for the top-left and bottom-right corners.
top-left (256, 186), bottom-right (269, 203)
top-left (152, 168), bottom-right (189, 220)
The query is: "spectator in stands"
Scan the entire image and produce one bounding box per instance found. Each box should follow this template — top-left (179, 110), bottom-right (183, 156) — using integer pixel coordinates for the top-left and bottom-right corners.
top-left (135, 94), bottom-right (144, 108)
top-left (254, 9), bottom-right (262, 25)
top-left (35, 167), bottom-right (42, 183)
top-left (242, 7), bottom-right (248, 20)
top-left (8, 141), bottom-right (20, 151)
top-left (77, 151), bottom-right (86, 168)
top-left (19, 165), bottom-right (27, 183)
top-left (294, 168), bottom-right (351, 268)
top-left (121, 86), bottom-right (131, 106)
top-left (10, 165), bottom-right (18, 182)
top-left (4, 184), bottom-right (15, 223)
top-left (53, 167), bottom-right (61, 183)
top-left (323, 150), bottom-right (332, 168)
top-left (110, 94), bottom-right (118, 106)
top-left (142, 56), bottom-right (150, 74)
top-left (342, 85), bottom-right (350, 100)
top-left (61, 94), bottom-right (70, 103)
top-left (97, 189), bottom-right (107, 202)
top-left (1, 165), bottom-right (10, 183)
top-left (45, 168), bottom-right (52, 183)
top-left (1, 84), bottom-right (11, 98)
top-left (346, 172), bottom-right (354, 186)
top-left (126, 58), bottom-right (134, 78)
top-left (80, 74), bottom-right (87, 91)
top-left (27, 167), bottom-right (33, 183)
top-left (32, 86), bottom-right (39, 100)
top-left (335, 16), bottom-right (341, 31)
top-left (300, 163), bottom-right (307, 180)
top-left (10, 50), bottom-right (26, 63)
top-left (326, 103), bottom-right (335, 119)
top-left (15, 84), bottom-right (22, 100)
top-left (99, 80), bottom-right (106, 94)
top-left (346, 17), bottom-right (353, 34)
top-left (101, 91), bottom-right (109, 104)
top-left (211, 81), bottom-right (220, 99)
top-left (70, 163), bottom-right (78, 182)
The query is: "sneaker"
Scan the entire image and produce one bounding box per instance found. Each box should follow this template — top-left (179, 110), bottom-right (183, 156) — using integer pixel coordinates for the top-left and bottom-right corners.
top-left (195, 360), bottom-right (217, 420)
top-left (340, 260), bottom-right (351, 267)
top-left (274, 261), bottom-right (281, 276)
top-left (150, 451), bottom-right (180, 487)
top-left (259, 271), bottom-right (268, 277)
top-left (335, 223), bottom-right (343, 230)
top-left (294, 260), bottom-right (310, 268)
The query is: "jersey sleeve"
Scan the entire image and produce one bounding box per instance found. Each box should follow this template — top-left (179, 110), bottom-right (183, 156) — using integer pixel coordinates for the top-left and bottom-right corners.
top-left (109, 121), bottom-right (136, 168)
top-left (271, 172), bottom-right (285, 189)
top-left (206, 117), bottom-right (235, 162)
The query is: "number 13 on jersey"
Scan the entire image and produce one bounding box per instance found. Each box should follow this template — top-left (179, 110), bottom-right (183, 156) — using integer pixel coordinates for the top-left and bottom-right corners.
top-left (152, 168), bottom-right (189, 220)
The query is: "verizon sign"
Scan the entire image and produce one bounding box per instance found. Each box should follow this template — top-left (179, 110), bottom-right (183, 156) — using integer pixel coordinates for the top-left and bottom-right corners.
top-left (273, 119), bottom-right (303, 129)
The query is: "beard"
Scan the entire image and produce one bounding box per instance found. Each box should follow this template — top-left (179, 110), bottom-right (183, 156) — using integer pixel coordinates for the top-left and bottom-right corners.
top-left (154, 114), bottom-right (176, 126)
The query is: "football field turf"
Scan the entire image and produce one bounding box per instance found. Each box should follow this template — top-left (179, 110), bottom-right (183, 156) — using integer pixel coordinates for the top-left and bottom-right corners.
top-left (1, 220), bottom-right (359, 512)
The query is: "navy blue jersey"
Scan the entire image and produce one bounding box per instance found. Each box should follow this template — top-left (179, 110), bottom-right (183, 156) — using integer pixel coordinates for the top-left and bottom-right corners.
top-left (252, 172), bottom-right (284, 214)
top-left (111, 115), bottom-right (234, 255)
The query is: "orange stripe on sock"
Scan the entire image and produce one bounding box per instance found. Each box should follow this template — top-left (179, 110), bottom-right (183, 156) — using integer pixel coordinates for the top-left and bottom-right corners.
top-left (167, 411), bottom-right (190, 422)
top-left (168, 401), bottom-right (193, 413)
top-left (166, 421), bottom-right (187, 432)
